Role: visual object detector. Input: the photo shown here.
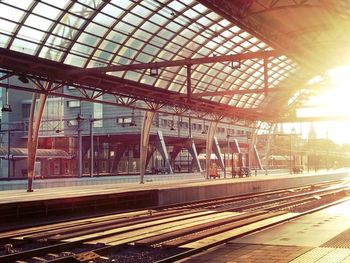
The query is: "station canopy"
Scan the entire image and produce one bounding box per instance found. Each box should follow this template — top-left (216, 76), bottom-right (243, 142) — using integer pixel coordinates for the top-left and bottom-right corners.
top-left (0, 0), bottom-right (349, 123)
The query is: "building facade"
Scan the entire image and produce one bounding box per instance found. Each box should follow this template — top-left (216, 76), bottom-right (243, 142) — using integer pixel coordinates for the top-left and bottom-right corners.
top-left (0, 77), bottom-right (254, 178)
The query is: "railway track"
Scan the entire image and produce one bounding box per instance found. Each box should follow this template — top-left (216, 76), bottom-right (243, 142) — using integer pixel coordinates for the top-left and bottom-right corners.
top-left (1, 180), bottom-right (349, 263)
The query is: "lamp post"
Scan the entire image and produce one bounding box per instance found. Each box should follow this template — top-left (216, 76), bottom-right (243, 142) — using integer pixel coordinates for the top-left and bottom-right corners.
top-left (247, 132), bottom-right (252, 172)
top-left (7, 127), bottom-right (10, 178)
top-left (89, 115), bottom-right (94, 177)
top-left (76, 113), bottom-right (84, 177)
top-left (225, 134), bottom-right (230, 179)
top-left (290, 127), bottom-right (296, 174)
top-left (1, 119), bottom-right (12, 179)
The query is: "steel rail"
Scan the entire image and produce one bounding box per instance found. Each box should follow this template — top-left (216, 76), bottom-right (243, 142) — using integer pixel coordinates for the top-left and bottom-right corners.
top-left (155, 193), bottom-right (350, 262)
top-left (0, 181), bottom-right (347, 262)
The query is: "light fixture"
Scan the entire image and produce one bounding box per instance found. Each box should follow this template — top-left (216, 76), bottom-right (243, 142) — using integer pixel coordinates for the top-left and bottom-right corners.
top-left (2, 79), bottom-right (12, 112)
top-left (1, 104), bottom-right (11, 112)
top-left (149, 67), bottom-right (158, 77)
top-left (18, 75), bottom-right (29, 84)
top-left (76, 113), bottom-right (84, 121)
top-left (231, 60), bottom-right (241, 69)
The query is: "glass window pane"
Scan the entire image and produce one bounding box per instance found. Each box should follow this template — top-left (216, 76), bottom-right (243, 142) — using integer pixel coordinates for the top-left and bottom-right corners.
top-left (93, 102), bottom-right (103, 127)
top-left (39, 46), bottom-right (64, 61)
top-left (41, 0), bottom-right (69, 9)
top-left (0, 3), bottom-right (26, 22)
top-left (65, 53), bottom-right (87, 67)
top-left (17, 25), bottom-right (45, 45)
top-left (77, 32), bottom-right (99, 46)
top-left (93, 12), bottom-right (115, 27)
top-left (99, 40), bottom-right (119, 53)
top-left (85, 23), bottom-right (108, 36)
top-left (124, 12), bottom-right (144, 26)
top-left (32, 2), bottom-right (61, 19)
top-left (0, 18), bottom-right (17, 36)
top-left (24, 14), bottom-right (53, 32)
top-left (71, 42), bottom-right (93, 57)
top-left (115, 21), bottom-right (135, 35)
top-left (11, 38), bottom-right (37, 55)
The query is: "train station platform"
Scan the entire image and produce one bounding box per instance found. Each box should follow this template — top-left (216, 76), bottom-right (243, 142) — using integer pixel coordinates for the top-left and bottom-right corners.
top-left (184, 198), bottom-right (350, 263)
top-left (0, 169), bottom-right (348, 225)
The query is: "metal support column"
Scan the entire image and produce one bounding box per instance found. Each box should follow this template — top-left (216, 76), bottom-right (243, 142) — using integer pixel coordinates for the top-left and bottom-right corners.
top-left (187, 138), bottom-right (202, 172)
top-left (213, 136), bottom-right (225, 171)
top-left (140, 111), bottom-right (155, 184)
top-left (205, 121), bottom-right (218, 179)
top-left (187, 65), bottom-right (191, 102)
top-left (89, 115), bottom-right (94, 177)
top-left (27, 92), bottom-right (48, 192)
top-left (231, 139), bottom-right (241, 177)
top-left (264, 123), bottom-right (276, 175)
top-left (76, 113), bottom-right (84, 178)
top-left (264, 58), bottom-right (268, 95)
top-left (253, 145), bottom-right (263, 170)
top-left (7, 128), bottom-right (10, 178)
top-left (155, 130), bottom-right (173, 174)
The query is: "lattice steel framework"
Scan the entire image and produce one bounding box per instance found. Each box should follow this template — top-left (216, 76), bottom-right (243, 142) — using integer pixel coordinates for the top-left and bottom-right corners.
top-left (0, 0), bottom-right (303, 122)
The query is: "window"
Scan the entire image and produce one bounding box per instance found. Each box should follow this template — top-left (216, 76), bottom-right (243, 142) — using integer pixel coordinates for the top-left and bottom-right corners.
top-left (67, 100), bottom-right (81, 108)
top-left (93, 102), bottom-right (103, 127)
top-left (161, 119), bottom-right (168, 127)
top-left (67, 119), bottom-right (78, 127)
top-left (117, 117), bottom-right (132, 126)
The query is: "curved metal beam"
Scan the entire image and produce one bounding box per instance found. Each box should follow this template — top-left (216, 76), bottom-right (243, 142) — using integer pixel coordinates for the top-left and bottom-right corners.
top-left (67, 50), bottom-right (281, 75)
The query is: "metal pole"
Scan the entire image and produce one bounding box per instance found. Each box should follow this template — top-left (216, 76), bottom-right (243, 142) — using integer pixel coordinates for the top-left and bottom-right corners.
top-left (224, 153), bottom-right (226, 178)
top-left (231, 151), bottom-right (234, 177)
top-left (225, 135), bottom-right (229, 179)
top-left (77, 114), bottom-right (83, 177)
top-left (187, 65), bottom-right (191, 102)
top-left (7, 128), bottom-right (10, 178)
top-left (290, 133), bottom-right (292, 174)
top-left (97, 136), bottom-right (100, 176)
top-left (247, 134), bottom-right (251, 172)
top-left (90, 116), bottom-right (94, 177)
top-left (188, 117), bottom-right (191, 172)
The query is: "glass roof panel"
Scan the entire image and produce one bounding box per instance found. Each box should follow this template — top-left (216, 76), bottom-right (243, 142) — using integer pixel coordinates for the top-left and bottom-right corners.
top-left (0, 19), bottom-right (17, 47)
top-left (41, 0), bottom-right (69, 9)
top-left (0, 0), bottom-right (299, 111)
top-left (17, 25), bottom-right (44, 48)
top-left (11, 38), bottom-right (37, 55)
top-left (32, 2), bottom-right (61, 19)
top-left (69, 2), bottom-right (94, 16)
top-left (0, 2), bottom-right (27, 23)
top-left (24, 14), bottom-right (53, 32)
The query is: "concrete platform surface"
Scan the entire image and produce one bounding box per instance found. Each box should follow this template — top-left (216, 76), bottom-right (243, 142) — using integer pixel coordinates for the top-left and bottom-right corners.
top-left (0, 169), bottom-right (348, 225)
top-left (0, 169), bottom-right (348, 205)
top-left (182, 194), bottom-right (350, 263)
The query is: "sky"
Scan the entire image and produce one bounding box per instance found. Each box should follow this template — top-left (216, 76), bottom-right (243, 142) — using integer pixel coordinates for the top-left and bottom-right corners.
top-left (283, 64), bottom-right (350, 145)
